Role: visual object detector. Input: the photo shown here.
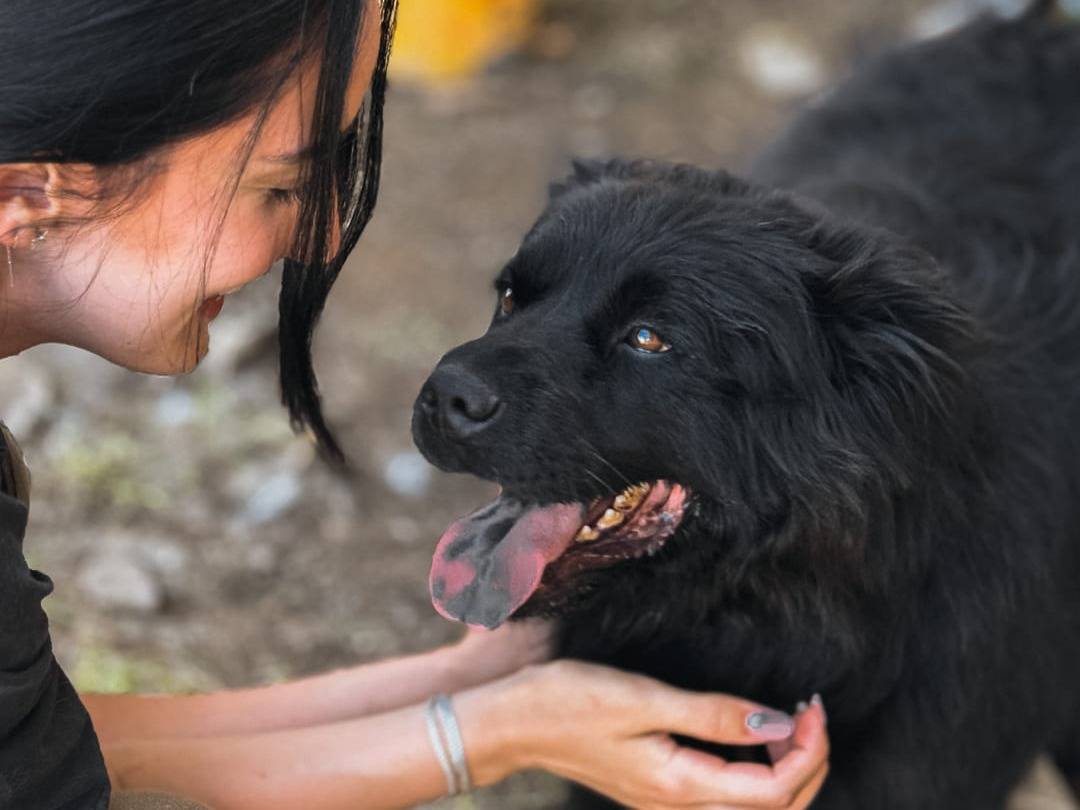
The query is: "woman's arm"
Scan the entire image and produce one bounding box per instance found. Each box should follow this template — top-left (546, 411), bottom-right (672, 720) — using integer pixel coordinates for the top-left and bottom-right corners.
top-left (104, 701), bottom-right (475, 810)
top-left (104, 660), bottom-right (829, 810)
top-left (84, 620), bottom-right (551, 744)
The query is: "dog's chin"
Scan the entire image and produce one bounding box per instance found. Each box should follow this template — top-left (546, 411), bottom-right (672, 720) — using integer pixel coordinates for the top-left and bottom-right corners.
top-left (427, 479), bottom-right (692, 629)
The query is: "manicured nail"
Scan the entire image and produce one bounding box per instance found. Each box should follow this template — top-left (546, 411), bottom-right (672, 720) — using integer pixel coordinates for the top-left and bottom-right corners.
top-left (746, 710), bottom-right (795, 740)
top-left (811, 693), bottom-right (827, 724)
top-left (795, 700), bottom-right (809, 714)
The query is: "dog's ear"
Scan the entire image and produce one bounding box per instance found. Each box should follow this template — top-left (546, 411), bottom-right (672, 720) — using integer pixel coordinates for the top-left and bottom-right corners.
top-left (546, 158), bottom-right (644, 199)
top-left (548, 158), bottom-right (753, 201)
top-left (802, 221), bottom-right (977, 444)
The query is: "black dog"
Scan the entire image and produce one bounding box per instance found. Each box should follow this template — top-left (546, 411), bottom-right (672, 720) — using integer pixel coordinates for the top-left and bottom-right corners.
top-left (413, 8), bottom-right (1080, 809)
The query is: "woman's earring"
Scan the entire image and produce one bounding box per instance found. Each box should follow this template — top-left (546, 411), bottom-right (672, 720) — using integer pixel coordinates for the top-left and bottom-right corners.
top-left (5, 230), bottom-right (49, 286)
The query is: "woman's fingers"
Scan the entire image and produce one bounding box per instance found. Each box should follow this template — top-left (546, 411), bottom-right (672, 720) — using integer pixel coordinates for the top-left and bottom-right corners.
top-left (644, 702), bottom-right (829, 808)
top-left (461, 617), bottom-right (553, 654)
top-left (766, 737), bottom-right (792, 764)
top-left (767, 697), bottom-right (821, 765)
top-left (509, 663), bottom-right (830, 810)
top-left (771, 701), bottom-right (828, 786)
top-left (657, 752), bottom-right (812, 808)
top-left (641, 681), bottom-right (797, 746)
top-left (788, 758), bottom-right (829, 809)
top-left (455, 618), bottom-right (555, 680)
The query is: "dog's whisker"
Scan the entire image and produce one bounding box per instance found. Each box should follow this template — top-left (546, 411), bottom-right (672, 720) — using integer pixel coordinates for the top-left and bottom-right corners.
top-left (580, 465), bottom-right (610, 492)
top-left (578, 439), bottom-right (633, 489)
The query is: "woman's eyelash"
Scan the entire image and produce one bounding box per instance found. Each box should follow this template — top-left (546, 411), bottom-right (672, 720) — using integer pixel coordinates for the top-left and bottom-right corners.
top-left (266, 187), bottom-right (303, 205)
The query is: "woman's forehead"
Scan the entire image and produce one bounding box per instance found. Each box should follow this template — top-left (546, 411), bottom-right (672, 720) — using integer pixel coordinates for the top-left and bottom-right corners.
top-left (256, 5), bottom-right (381, 164)
top-left (170, 3), bottom-right (380, 174)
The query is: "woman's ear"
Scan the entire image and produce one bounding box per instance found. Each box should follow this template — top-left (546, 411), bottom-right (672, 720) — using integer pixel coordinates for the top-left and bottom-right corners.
top-left (0, 163), bottom-right (62, 248)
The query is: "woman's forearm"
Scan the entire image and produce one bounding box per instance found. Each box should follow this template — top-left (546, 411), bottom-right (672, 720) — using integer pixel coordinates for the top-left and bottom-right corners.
top-left (103, 683), bottom-right (518, 810)
top-left (85, 644), bottom-right (474, 744)
top-left (85, 622), bottom-right (549, 745)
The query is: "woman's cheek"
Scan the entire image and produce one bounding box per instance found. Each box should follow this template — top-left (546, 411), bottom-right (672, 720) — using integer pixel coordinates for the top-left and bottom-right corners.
top-left (273, 203), bottom-right (302, 260)
top-left (214, 215), bottom-right (290, 289)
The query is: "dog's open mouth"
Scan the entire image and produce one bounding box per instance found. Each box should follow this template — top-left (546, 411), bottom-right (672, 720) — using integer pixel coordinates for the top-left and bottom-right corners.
top-left (429, 481), bottom-right (689, 629)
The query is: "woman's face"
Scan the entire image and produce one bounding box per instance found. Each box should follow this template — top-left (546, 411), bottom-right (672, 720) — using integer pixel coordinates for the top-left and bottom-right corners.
top-left (28, 11), bottom-right (380, 375)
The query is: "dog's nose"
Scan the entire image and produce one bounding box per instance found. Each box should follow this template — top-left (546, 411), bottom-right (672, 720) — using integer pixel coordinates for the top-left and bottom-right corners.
top-left (418, 365), bottom-right (502, 438)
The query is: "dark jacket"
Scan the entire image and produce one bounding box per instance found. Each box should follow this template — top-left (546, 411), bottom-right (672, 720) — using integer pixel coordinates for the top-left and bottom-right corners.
top-left (0, 422), bottom-right (110, 809)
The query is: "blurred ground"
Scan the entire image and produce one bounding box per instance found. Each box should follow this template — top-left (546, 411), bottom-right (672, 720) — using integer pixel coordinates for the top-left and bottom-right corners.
top-left (0, 1), bottom-right (1000, 807)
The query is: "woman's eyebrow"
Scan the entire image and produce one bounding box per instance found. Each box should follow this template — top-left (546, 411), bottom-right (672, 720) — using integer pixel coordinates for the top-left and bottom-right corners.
top-left (261, 144), bottom-right (318, 165)
top-left (261, 116), bottom-right (362, 164)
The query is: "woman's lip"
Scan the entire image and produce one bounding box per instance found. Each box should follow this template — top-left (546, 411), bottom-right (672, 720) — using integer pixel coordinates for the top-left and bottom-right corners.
top-left (199, 295), bottom-right (225, 321)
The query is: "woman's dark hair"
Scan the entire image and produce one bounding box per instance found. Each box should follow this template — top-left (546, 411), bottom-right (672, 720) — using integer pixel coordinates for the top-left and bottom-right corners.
top-left (0, 0), bottom-right (398, 467)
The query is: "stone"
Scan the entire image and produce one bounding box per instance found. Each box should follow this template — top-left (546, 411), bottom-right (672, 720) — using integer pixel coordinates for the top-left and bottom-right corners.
top-left (0, 364), bottom-right (55, 438)
top-left (386, 515), bottom-right (422, 545)
top-left (135, 537), bottom-right (191, 577)
top-left (238, 469), bottom-right (303, 526)
top-left (382, 451), bottom-right (433, 498)
top-left (77, 552), bottom-right (164, 614)
top-left (739, 28), bottom-right (825, 99)
top-left (154, 389), bottom-right (195, 427)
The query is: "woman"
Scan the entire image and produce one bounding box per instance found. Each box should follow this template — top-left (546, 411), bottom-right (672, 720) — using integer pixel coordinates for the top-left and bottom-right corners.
top-left (0, 2), bottom-right (829, 808)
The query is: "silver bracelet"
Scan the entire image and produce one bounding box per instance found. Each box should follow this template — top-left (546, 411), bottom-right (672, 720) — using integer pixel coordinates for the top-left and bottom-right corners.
top-left (424, 695), bottom-right (458, 795)
top-left (426, 693), bottom-right (473, 795)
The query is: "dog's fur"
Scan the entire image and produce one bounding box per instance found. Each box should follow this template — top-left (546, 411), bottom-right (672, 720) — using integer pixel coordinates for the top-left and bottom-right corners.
top-left (414, 11), bottom-right (1080, 809)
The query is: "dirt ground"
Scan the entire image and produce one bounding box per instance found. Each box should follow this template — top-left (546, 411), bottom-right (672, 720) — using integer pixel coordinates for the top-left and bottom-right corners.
top-left (0, 1), bottom-right (978, 806)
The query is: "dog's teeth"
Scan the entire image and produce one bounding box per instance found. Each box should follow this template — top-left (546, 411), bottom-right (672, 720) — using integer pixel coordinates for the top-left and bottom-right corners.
top-left (597, 508), bottom-right (624, 530)
top-left (617, 482), bottom-right (649, 499)
top-left (614, 492), bottom-right (638, 511)
top-left (575, 525), bottom-right (600, 542)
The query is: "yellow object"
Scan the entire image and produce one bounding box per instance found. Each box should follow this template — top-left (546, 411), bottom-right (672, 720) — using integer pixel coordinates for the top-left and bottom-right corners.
top-left (390, 0), bottom-right (537, 82)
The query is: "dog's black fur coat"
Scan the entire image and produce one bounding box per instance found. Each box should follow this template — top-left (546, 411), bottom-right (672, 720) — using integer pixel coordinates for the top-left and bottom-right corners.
top-left (413, 12), bottom-right (1080, 809)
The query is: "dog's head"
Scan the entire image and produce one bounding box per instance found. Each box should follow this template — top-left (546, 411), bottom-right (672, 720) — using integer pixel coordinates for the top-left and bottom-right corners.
top-left (413, 159), bottom-right (976, 631)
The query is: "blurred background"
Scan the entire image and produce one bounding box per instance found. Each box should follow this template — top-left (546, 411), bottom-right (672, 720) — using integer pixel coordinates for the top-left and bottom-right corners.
top-left (0, 0), bottom-right (1038, 806)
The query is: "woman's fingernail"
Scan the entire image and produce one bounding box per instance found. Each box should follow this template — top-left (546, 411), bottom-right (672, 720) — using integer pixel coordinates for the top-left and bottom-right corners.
top-left (746, 710), bottom-right (795, 740)
top-left (811, 693), bottom-right (828, 724)
top-left (795, 700), bottom-right (809, 714)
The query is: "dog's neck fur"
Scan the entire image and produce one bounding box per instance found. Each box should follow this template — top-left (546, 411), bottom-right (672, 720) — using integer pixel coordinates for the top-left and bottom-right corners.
top-left (555, 379), bottom-right (1014, 726)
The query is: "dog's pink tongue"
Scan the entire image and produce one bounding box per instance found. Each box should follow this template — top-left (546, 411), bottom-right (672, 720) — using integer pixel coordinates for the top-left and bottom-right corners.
top-left (430, 497), bottom-right (584, 629)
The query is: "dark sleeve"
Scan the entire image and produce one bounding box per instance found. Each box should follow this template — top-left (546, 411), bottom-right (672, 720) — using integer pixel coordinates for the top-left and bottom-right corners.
top-left (0, 491), bottom-right (111, 810)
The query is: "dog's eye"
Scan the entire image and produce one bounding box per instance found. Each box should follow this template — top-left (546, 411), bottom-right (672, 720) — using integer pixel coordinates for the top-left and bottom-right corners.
top-left (500, 287), bottom-right (515, 317)
top-left (628, 326), bottom-right (671, 354)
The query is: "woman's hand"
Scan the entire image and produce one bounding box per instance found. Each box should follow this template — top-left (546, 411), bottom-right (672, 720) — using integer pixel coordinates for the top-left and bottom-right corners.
top-left (456, 659), bottom-right (829, 810)
top-left (450, 618), bottom-right (555, 678)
